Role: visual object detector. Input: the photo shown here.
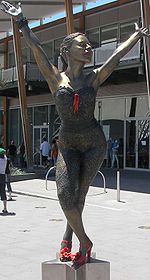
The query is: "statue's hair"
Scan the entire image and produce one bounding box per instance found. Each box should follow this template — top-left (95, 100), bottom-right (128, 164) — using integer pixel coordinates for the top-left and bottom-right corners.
top-left (60, 32), bottom-right (85, 71)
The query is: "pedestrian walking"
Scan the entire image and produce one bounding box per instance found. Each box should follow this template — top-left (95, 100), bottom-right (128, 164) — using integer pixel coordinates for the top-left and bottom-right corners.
top-left (7, 140), bottom-right (17, 165)
top-left (51, 139), bottom-right (58, 166)
top-left (40, 137), bottom-right (50, 166)
top-left (0, 148), bottom-right (8, 214)
top-left (111, 139), bottom-right (119, 169)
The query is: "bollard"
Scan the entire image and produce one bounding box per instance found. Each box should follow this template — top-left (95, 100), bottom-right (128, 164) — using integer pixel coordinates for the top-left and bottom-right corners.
top-left (117, 170), bottom-right (120, 202)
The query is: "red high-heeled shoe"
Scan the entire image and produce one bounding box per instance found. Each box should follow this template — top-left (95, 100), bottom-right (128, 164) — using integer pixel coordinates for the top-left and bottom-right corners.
top-left (59, 240), bottom-right (72, 262)
top-left (72, 242), bottom-right (93, 269)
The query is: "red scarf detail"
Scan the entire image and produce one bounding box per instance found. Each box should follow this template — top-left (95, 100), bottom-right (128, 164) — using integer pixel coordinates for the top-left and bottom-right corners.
top-left (73, 93), bottom-right (79, 113)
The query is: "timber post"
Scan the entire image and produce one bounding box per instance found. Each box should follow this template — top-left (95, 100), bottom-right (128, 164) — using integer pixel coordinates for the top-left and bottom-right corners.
top-left (11, 18), bottom-right (33, 169)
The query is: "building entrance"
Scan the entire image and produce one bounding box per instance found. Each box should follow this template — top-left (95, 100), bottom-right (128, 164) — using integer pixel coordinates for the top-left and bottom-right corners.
top-left (33, 125), bottom-right (49, 166)
top-left (125, 118), bottom-right (150, 169)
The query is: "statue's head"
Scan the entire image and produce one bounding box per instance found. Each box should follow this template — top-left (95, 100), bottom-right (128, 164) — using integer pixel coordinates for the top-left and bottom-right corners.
top-left (60, 32), bottom-right (92, 70)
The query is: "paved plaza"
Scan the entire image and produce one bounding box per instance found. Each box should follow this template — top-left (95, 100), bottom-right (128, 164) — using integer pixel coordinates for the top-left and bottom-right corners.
top-left (0, 176), bottom-right (150, 280)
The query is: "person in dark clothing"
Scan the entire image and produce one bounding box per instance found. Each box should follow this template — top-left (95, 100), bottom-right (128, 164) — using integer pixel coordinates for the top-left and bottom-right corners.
top-left (51, 139), bottom-right (58, 166)
top-left (0, 148), bottom-right (8, 214)
top-left (7, 140), bottom-right (17, 165)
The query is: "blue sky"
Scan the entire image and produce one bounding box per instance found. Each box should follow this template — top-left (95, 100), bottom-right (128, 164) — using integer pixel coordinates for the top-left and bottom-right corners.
top-left (29, 0), bottom-right (116, 28)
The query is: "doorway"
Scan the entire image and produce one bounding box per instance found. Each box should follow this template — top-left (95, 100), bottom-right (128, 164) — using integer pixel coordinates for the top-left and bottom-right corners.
top-left (33, 125), bottom-right (49, 166)
top-left (125, 118), bottom-right (150, 169)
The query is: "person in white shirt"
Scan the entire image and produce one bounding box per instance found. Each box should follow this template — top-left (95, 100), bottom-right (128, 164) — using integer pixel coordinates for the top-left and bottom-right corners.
top-left (40, 137), bottom-right (50, 166)
top-left (0, 148), bottom-right (8, 214)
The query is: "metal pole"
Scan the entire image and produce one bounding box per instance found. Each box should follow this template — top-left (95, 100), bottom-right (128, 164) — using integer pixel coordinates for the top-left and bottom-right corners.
top-left (117, 170), bottom-right (120, 202)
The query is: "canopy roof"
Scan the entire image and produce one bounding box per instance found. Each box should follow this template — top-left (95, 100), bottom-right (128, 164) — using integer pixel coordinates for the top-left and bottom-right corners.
top-left (0, 0), bottom-right (96, 34)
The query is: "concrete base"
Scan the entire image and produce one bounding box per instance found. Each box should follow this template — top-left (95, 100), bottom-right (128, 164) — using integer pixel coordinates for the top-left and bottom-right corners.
top-left (42, 258), bottom-right (110, 280)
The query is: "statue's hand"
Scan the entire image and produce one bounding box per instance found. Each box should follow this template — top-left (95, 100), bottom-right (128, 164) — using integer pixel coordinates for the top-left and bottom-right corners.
top-left (1, 1), bottom-right (22, 17)
top-left (134, 23), bottom-right (150, 38)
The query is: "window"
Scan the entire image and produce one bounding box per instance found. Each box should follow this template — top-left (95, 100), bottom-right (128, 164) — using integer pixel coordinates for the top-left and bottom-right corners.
top-left (8, 52), bottom-right (15, 68)
top-left (54, 37), bottom-right (65, 66)
top-left (86, 28), bottom-right (100, 48)
top-left (0, 55), bottom-right (4, 69)
top-left (29, 42), bottom-right (54, 63)
top-left (0, 110), bottom-right (3, 143)
top-left (54, 37), bottom-right (64, 54)
top-left (125, 96), bottom-right (149, 118)
top-left (101, 24), bottom-right (118, 45)
top-left (8, 49), bottom-right (27, 67)
top-left (30, 49), bottom-right (35, 63)
top-left (120, 21), bottom-right (136, 42)
top-left (34, 106), bottom-right (48, 125)
top-left (41, 41), bottom-right (54, 61)
top-left (9, 109), bottom-right (19, 146)
top-left (22, 48), bottom-right (28, 64)
top-left (27, 107), bottom-right (33, 143)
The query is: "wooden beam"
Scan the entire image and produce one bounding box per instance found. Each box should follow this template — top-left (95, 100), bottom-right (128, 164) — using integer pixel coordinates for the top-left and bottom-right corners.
top-left (64, 0), bottom-right (74, 34)
top-left (2, 40), bottom-right (8, 148)
top-left (140, 0), bottom-right (150, 110)
top-left (2, 97), bottom-right (7, 148)
top-left (79, 13), bottom-right (85, 33)
top-left (11, 18), bottom-right (33, 169)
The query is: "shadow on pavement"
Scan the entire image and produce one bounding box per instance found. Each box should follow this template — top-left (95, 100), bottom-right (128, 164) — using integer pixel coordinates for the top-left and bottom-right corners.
top-left (0, 212), bottom-right (16, 216)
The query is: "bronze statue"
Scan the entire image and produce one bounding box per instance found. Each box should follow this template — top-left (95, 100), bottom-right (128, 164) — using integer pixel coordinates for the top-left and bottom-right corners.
top-left (1, 1), bottom-right (149, 268)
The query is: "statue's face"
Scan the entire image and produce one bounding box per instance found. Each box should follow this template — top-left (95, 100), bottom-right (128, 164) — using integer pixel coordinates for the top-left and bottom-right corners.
top-left (69, 35), bottom-right (92, 63)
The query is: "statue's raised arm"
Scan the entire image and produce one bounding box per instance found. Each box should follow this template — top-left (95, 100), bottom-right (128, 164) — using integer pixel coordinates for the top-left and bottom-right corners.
top-left (1, 1), bottom-right (61, 94)
top-left (92, 23), bottom-right (149, 91)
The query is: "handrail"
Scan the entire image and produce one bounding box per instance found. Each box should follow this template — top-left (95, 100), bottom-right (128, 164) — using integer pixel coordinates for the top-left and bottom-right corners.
top-left (98, 171), bottom-right (107, 193)
top-left (45, 166), bottom-right (56, 190)
top-left (45, 167), bottom-right (107, 193)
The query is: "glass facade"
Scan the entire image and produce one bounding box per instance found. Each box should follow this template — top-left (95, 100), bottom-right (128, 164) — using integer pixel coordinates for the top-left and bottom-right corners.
top-left (42, 41), bottom-right (54, 61)
top-left (8, 52), bottom-right (15, 68)
top-left (101, 24), bottom-right (118, 45)
top-left (0, 110), bottom-right (3, 145)
top-left (0, 95), bottom-right (149, 169)
top-left (8, 48), bottom-right (28, 67)
top-left (86, 28), bottom-right (100, 48)
top-left (96, 97), bottom-right (124, 168)
top-left (7, 105), bottom-right (54, 149)
top-left (9, 109), bottom-right (20, 146)
top-left (95, 95), bottom-right (150, 169)
top-left (86, 20), bottom-right (138, 46)
top-left (54, 37), bottom-right (64, 53)
top-left (34, 105), bottom-right (48, 126)
top-left (125, 96), bottom-right (149, 118)
top-left (120, 21), bottom-right (136, 42)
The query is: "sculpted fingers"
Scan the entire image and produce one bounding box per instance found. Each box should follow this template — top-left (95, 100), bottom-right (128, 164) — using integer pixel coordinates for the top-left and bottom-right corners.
top-left (1, 1), bottom-right (13, 11)
top-left (134, 23), bottom-right (149, 37)
top-left (1, 1), bottom-right (21, 16)
top-left (140, 27), bottom-right (149, 37)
